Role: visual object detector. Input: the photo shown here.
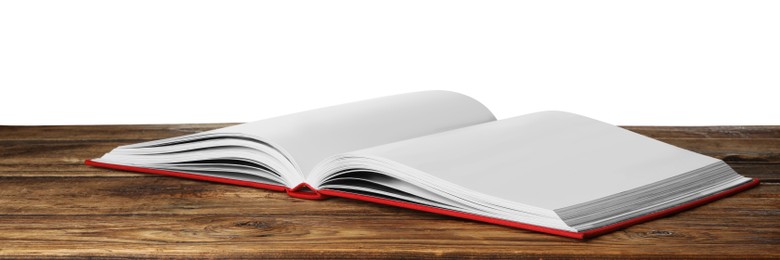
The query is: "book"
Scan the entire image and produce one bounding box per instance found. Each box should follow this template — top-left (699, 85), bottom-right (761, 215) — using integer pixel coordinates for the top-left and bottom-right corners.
top-left (86, 90), bottom-right (758, 239)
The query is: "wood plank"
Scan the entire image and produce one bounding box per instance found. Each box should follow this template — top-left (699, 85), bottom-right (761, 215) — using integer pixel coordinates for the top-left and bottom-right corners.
top-left (0, 124), bottom-right (234, 141)
top-left (0, 213), bottom-right (777, 259)
top-left (1, 125), bottom-right (778, 180)
top-left (729, 164), bottom-right (780, 182)
top-left (18, 136), bottom-right (747, 166)
top-left (8, 175), bottom-right (776, 217)
top-left (0, 177), bottom-right (777, 258)
top-left (624, 125), bottom-right (780, 139)
top-left (2, 124), bottom-right (778, 141)
top-left (0, 161), bottom-right (777, 182)
top-left (1, 124), bottom-right (778, 258)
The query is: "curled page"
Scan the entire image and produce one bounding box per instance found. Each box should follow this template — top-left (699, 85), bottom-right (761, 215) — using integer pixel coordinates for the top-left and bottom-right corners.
top-left (211, 90), bottom-right (496, 176)
top-left (99, 90), bottom-right (496, 187)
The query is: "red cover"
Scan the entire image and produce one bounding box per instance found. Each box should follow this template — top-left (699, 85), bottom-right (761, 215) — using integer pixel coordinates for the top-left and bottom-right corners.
top-left (85, 159), bottom-right (760, 239)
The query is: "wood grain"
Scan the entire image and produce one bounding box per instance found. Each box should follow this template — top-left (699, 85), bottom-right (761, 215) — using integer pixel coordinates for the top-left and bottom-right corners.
top-left (0, 124), bottom-right (778, 259)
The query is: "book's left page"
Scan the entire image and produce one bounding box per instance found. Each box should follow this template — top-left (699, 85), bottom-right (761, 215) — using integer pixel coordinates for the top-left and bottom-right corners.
top-left (89, 90), bottom-right (496, 189)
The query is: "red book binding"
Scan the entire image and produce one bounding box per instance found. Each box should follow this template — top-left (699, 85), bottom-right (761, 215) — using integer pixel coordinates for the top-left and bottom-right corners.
top-left (85, 159), bottom-right (759, 239)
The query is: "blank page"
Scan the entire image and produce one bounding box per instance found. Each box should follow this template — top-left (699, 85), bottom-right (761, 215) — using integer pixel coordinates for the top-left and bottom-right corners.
top-left (209, 90), bottom-right (496, 176)
top-left (353, 111), bottom-right (720, 210)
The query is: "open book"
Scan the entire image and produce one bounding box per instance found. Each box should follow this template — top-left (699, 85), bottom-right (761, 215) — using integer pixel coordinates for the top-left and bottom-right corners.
top-left (86, 91), bottom-right (758, 239)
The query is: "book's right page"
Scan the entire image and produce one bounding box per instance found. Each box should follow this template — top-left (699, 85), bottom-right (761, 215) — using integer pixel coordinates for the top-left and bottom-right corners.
top-left (344, 111), bottom-right (751, 226)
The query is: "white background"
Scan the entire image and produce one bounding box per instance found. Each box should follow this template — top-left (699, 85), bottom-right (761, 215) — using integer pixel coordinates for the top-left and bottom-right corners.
top-left (1, 0), bottom-right (778, 126)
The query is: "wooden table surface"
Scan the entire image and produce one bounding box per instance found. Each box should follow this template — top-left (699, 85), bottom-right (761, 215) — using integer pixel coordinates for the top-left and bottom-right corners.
top-left (1, 124), bottom-right (778, 259)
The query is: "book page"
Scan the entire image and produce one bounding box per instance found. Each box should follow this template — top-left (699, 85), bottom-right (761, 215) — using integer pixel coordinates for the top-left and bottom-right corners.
top-left (350, 111), bottom-right (723, 210)
top-left (209, 90), bottom-right (496, 177)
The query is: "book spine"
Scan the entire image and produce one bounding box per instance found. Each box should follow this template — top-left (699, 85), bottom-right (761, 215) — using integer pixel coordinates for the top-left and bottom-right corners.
top-left (286, 183), bottom-right (329, 200)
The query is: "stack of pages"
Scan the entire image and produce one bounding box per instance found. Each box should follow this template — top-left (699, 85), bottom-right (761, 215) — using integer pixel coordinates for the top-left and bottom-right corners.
top-left (87, 91), bottom-right (757, 238)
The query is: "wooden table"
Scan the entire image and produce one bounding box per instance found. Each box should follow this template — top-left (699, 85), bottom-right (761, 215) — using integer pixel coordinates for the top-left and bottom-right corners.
top-left (1, 124), bottom-right (778, 259)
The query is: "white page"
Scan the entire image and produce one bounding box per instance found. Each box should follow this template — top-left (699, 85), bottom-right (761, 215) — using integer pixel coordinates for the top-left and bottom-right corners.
top-left (208, 90), bottom-right (496, 177)
top-left (352, 111), bottom-right (721, 210)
